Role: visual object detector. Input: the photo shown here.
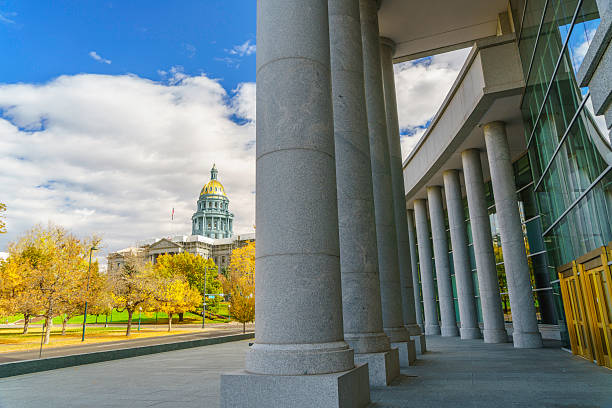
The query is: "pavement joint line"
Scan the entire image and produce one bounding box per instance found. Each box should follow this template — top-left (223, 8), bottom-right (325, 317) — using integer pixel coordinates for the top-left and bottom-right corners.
top-left (0, 332), bottom-right (254, 379)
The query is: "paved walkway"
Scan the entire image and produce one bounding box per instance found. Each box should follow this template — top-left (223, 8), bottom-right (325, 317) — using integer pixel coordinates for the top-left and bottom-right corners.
top-left (0, 336), bottom-right (610, 408)
top-left (0, 323), bottom-right (254, 363)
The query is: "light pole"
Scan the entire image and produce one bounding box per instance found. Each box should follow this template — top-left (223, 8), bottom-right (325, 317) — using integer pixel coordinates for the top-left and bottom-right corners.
top-left (202, 267), bottom-right (208, 329)
top-left (81, 246), bottom-right (98, 342)
top-left (138, 307), bottom-right (142, 331)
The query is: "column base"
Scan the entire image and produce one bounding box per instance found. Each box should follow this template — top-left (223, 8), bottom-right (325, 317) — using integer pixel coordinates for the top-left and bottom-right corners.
top-left (404, 323), bottom-right (422, 336)
top-left (391, 340), bottom-right (416, 367)
top-left (411, 334), bottom-right (426, 354)
top-left (512, 330), bottom-right (543, 349)
top-left (483, 328), bottom-right (508, 344)
top-left (460, 327), bottom-right (482, 340)
top-left (220, 364), bottom-right (371, 408)
top-left (441, 325), bottom-right (459, 337)
top-left (425, 324), bottom-right (441, 335)
top-left (354, 348), bottom-right (399, 387)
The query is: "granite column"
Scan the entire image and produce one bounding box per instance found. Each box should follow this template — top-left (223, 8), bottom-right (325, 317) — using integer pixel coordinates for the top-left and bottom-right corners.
top-left (379, 37), bottom-right (424, 347)
top-left (407, 208), bottom-right (427, 353)
top-left (220, 1), bottom-right (370, 406)
top-left (443, 170), bottom-right (481, 339)
top-left (413, 199), bottom-right (441, 335)
top-left (461, 149), bottom-right (508, 343)
top-left (360, 0), bottom-right (415, 366)
top-left (329, 0), bottom-right (399, 386)
top-left (483, 122), bottom-right (542, 349)
top-left (427, 186), bottom-right (459, 337)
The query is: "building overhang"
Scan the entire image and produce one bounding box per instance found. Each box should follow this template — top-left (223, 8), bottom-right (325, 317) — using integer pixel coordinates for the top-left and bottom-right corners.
top-left (402, 34), bottom-right (527, 206)
top-left (379, 0), bottom-right (512, 61)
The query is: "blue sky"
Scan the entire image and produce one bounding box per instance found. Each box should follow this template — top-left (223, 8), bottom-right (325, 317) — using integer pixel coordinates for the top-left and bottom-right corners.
top-left (0, 0), bottom-right (256, 90)
top-left (0, 1), bottom-right (471, 260)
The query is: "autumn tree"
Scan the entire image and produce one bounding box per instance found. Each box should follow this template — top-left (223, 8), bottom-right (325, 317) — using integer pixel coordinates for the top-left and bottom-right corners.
top-left (0, 202), bottom-right (6, 233)
top-left (0, 255), bottom-right (42, 334)
top-left (110, 252), bottom-right (153, 336)
top-left (150, 273), bottom-right (201, 331)
top-left (6, 225), bottom-right (99, 344)
top-left (226, 241), bottom-right (255, 332)
top-left (155, 252), bottom-right (222, 318)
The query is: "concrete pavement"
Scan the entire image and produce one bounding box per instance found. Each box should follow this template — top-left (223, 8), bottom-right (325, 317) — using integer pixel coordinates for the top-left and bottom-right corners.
top-left (1, 335), bottom-right (610, 408)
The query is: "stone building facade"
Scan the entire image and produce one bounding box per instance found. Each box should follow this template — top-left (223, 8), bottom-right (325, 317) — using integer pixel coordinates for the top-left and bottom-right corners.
top-left (108, 164), bottom-right (251, 273)
top-left (220, 0), bottom-right (612, 406)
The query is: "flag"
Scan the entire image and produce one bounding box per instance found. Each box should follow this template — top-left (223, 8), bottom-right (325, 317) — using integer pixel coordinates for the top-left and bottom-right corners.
top-left (171, 208), bottom-right (174, 220)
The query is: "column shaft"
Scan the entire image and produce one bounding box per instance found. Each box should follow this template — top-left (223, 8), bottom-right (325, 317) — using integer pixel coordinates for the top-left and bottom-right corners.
top-left (329, 0), bottom-right (399, 385)
top-left (461, 149), bottom-right (507, 343)
top-left (248, 0), bottom-right (353, 375)
top-left (483, 122), bottom-right (542, 349)
top-left (379, 37), bottom-right (421, 337)
top-left (427, 186), bottom-right (459, 337)
top-left (360, 0), bottom-right (413, 366)
top-left (443, 170), bottom-right (481, 339)
top-left (407, 209), bottom-right (424, 330)
top-left (413, 199), bottom-right (441, 335)
top-left (222, 1), bottom-right (371, 406)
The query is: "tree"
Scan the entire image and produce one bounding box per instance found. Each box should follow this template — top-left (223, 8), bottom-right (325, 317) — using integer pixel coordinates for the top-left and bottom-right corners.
top-left (110, 252), bottom-right (152, 336)
top-left (150, 274), bottom-right (201, 331)
top-left (155, 252), bottom-right (222, 318)
top-left (0, 202), bottom-right (6, 233)
top-left (0, 255), bottom-right (42, 334)
top-left (226, 241), bottom-right (255, 332)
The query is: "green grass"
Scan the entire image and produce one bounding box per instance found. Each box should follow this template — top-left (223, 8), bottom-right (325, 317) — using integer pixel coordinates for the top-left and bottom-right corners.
top-left (0, 314), bottom-right (25, 324)
top-left (5, 304), bottom-right (232, 326)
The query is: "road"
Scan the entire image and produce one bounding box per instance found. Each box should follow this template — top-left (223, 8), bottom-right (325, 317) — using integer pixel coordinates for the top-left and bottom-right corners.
top-left (0, 323), bottom-right (254, 363)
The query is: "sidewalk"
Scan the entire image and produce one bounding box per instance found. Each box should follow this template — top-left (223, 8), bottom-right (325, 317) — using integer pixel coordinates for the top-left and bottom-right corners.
top-left (1, 335), bottom-right (610, 408)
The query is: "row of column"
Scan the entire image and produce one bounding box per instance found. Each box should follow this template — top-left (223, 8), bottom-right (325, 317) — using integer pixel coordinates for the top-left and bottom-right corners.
top-left (408, 123), bottom-right (543, 349)
top-left (222, 1), bottom-right (423, 406)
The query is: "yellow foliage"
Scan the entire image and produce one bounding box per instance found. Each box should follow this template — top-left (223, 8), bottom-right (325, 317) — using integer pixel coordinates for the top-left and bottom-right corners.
top-left (150, 275), bottom-right (202, 331)
top-left (227, 241), bottom-right (255, 331)
top-left (0, 202), bottom-right (6, 233)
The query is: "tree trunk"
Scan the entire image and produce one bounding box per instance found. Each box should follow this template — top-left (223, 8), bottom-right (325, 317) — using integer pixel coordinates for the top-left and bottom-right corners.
top-left (126, 310), bottom-right (133, 336)
top-left (44, 317), bottom-right (52, 344)
top-left (178, 312), bottom-right (184, 322)
top-left (168, 313), bottom-right (172, 332)
top-left (104, 314), bottom-right (108, 328)
top-left (243, 322), bottom-right (245, 334)
top-left (23, 314), bottom-right (30, 334)
top-left (62, 316), bottom-right (69, 335)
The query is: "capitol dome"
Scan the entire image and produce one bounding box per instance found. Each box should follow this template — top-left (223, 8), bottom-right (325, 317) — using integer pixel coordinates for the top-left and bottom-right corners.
top-left (200, 179), bottom-right (226, 197)
top-left (192, 164), bottom-right (234, 239)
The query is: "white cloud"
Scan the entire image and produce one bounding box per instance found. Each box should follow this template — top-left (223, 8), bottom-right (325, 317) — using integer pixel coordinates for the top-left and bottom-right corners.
top-left (0, 11), bottom-right (16, 25)
top-left (89, 51), bottom-right (112, 65)
top-left (219, 40), bottom-right (256, 68)
top-left (228, 40), bottom-right (256, 57)
top-left (0, 73), bottom-right (256, 261)
top-left (395, 47), bottom-right (471, 160)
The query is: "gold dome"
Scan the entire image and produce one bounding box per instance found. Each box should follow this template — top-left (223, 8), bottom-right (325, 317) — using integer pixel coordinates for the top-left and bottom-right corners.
top-left (200, 179), bottom-right (227, 197)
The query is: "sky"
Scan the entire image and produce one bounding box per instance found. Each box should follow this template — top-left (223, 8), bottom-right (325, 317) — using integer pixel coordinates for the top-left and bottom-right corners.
top-left (0, 1), bottom-right (470, 261)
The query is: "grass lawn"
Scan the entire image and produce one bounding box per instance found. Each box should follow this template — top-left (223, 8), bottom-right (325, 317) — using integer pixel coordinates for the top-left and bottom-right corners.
top-left (10, 303), bottom-right (232, 326)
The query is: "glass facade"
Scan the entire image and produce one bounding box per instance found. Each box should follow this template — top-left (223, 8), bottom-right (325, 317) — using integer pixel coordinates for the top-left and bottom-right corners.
top-left (413, 0), bottom-right (611, 348)
top-left (512, 0), bottom-right (612, 346)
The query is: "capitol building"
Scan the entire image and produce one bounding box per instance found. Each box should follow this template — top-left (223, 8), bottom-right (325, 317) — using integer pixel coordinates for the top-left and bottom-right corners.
top-left (107, 165), bottom-right (253, 272)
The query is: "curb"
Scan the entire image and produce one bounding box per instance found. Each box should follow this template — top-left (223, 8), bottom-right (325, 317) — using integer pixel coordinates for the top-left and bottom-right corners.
top-left (0, 332), bottom-right (254, 379)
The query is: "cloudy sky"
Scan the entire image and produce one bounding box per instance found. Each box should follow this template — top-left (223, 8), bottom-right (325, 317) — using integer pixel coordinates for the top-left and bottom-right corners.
top-left (0, 1), bottom-right (469, 260)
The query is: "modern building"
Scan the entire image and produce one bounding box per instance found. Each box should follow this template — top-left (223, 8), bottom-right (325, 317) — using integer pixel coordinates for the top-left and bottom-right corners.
top-left (192, 164), bottom-right (234, 239)
top-left (220, 0), bottom-right (612, 407)
top-left (108, 165), bottom-right (251, 273)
